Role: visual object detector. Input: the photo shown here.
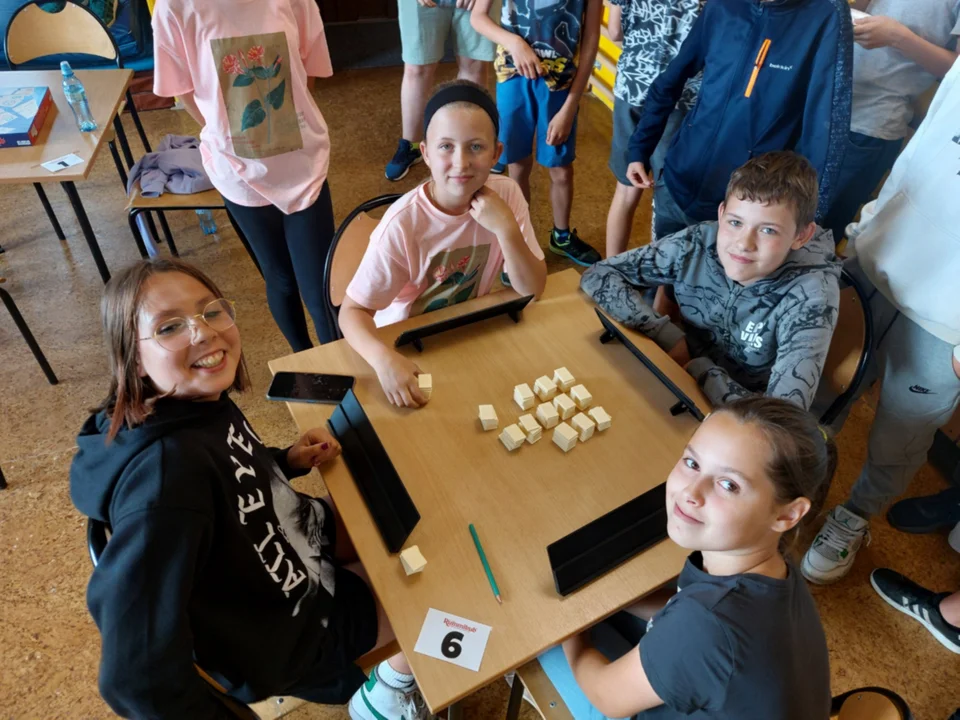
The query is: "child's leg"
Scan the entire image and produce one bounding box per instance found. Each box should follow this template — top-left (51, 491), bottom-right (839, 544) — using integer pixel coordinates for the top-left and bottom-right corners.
top-left (455, 55), bottom-right (486, 85)
top-left (282, 181), bottom-right (338, 344)
top-left (222, 199), bottom-right (312, 352)
top-left (537, 620), bottom-right (638, 720)
top-left (549, 163), bottom-right (574, 230)
top-left (605, 181), bottom-right (643, 257)
top-left (606, 97), bottom-right (646, 257)
top-left (508, 156), bottom-right (534, 201)
top-left (401, 62), bottom-right (440, 143)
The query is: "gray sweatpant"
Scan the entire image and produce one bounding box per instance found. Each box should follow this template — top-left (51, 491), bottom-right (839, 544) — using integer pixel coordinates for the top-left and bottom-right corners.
top-left (833, 259), bottom-right (960, 518)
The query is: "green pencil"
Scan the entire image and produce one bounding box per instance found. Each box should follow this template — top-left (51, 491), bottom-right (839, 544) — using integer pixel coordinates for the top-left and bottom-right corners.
top-left (469, 523), bottom-right (502, 604)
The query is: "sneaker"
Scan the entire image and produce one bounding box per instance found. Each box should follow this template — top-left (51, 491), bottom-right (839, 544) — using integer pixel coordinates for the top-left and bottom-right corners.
top-left (500, 270), bottom-right (512, 288)
top-left (887, 486), bottom-right (960, 534)
top-left (349, 666), bottom-right (434, 720)
top-left (870, 568), bottom-right (960, 654)
top-left (801, 505), bottom-right (870, 584)
top-left (549, 228), bottom-right (601, 267)
top-left (491, 160), bottom-right (506, 175)
top-left (385, 139), bottom-right (422, 182)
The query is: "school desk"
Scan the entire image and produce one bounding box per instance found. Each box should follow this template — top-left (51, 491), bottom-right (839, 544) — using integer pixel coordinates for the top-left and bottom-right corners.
top-left (268, 268), bottom-right (711, 715)
top-left (0, 69), bottom-right (133, 282)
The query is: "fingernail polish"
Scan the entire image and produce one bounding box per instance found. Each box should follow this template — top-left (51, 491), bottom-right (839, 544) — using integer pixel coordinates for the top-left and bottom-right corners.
top-left (321, 442), bottom-right (329, 450)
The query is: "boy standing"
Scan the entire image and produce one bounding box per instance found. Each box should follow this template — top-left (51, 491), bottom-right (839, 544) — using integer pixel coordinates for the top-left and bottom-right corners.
top-left (471, 0), bottom-right (604, 267)
top-left (626, 0), bottom-right (853, 240)
top-left (821, 0), bottom-right (960, 243)
top-left (606, 0), bottom-right (706, 258)
top-left (582, 151), bottom-right (841, 411)
top-left (801, 57), bottom-right (960, 585)
top-left (387, 0), bottom-right (501, 181)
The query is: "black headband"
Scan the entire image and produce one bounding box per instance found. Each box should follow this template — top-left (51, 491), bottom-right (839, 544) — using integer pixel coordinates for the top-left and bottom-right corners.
top-left (423, 84), bottom-right (500, 138)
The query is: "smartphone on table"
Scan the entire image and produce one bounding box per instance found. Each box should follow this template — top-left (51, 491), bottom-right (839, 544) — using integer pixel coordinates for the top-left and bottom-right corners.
top-left (267, 372), bottom-right (355, 404)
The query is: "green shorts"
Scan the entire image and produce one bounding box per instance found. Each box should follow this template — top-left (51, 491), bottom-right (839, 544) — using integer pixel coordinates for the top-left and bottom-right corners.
top-left (398, 0), bottom-right (499, 65)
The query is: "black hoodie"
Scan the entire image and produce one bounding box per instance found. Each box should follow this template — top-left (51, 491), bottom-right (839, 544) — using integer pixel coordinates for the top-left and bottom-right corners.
top-left (70, 394), bottom-right (345, 719)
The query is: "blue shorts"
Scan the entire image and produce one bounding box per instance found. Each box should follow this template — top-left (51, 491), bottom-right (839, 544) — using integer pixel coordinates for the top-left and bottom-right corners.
top-left (496, 75), bottom-right (577, 168)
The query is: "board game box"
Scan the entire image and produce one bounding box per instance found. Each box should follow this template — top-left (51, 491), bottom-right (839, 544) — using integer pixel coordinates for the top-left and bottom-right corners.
top-left (0, 87), bottom-right (53, 149)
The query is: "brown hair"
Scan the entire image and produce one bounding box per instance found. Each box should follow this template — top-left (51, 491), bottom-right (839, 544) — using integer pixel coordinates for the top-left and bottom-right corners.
top-left (716, 396), bottom-right (837, 552)
top-left (724, 151), bottom-right (819, 230)
top-left (95, 258), bottom-right (250, 441)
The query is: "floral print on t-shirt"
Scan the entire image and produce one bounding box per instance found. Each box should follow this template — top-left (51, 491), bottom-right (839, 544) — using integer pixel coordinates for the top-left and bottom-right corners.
top-left (211, 31), bottom-right (304, 159)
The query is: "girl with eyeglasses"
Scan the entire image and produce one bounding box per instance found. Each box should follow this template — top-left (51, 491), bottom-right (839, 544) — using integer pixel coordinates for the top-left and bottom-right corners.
top-left (70, 259), bottom-right (427, 720)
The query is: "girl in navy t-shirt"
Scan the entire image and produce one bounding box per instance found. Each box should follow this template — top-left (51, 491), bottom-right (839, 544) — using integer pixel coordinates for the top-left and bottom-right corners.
top-left (539, 396), bottom-right (835, 719)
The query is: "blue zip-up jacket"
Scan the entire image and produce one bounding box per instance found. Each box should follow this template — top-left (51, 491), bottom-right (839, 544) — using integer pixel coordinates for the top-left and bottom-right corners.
top-left (627, 0), bottom-right (853, 223)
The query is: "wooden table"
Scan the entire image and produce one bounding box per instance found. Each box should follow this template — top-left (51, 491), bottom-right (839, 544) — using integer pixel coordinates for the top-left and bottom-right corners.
top-left (0, 69), bottom-right (133, 282)
top-left (269, 270), bottom-right (711, 713)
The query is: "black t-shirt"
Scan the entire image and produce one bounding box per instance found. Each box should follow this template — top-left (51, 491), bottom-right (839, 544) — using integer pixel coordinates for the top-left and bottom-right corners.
top-left (638, 553), bottom-right (830, 719)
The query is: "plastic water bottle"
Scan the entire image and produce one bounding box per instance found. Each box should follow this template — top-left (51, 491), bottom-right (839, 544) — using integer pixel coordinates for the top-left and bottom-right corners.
top-left (196, 209), bottom-right (218, 235)
top-left (60, 62), bottom-right (97, 132)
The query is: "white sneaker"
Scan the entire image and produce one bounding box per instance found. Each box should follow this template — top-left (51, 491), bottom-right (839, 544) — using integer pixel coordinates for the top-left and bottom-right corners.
top-left (349, 666), bottom-right (434, 720)
top-left (801, 505), bottom-right (870, 584)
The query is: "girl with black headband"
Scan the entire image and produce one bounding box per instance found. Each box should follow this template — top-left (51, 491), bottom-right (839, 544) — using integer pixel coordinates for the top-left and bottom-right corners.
top-left (339, 80), bottom-right (547, 409)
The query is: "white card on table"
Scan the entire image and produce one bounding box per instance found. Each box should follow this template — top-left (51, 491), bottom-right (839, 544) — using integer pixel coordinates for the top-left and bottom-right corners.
top-left (41, 153), bottom-right (84, 173)
top-left (413, 608), bottom-right (492, 672)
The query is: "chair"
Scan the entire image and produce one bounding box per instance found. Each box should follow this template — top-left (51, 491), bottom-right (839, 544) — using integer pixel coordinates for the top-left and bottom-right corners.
top-left (125, 182), bottom-right (263, 278)
top-left (322, 194), bottom-right (401, 338)
top-left (831, 687), bottom-right (912, 720)
top-left (0, 276), bottom-right (58, 386)
top-left (819, 267), bottom-right (874, 426)
top-left (506, 661), bottom-right (913, 720)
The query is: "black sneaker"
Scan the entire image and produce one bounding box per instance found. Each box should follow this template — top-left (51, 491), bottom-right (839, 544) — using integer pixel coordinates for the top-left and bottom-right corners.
top-left (887, 486), bottom-right (960, 534)
top-left (870, 568), bottom-right (960, 654)
top-left (385, 139), bottom-right (422, 182)
top-left (500, 271), bottom-right (511, 288)
top-left (549, 228), bottom-right (601, 267)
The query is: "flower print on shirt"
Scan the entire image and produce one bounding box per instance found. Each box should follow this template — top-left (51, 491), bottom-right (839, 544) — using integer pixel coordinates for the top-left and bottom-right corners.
top-left (211, 31), bottom-right (303, 160)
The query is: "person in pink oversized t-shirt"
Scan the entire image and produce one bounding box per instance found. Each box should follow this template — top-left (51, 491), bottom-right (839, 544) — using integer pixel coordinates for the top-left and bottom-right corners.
top-left (152, 0), bottom-right (337, 351)
top-left (341, 80), bottom-right (547, 409)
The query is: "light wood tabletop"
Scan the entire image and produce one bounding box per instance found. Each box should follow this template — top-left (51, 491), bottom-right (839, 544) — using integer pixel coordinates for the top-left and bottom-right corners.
top-left (268, 269), bottom-right (711, 712)
top-left (0, 68), bottom-right (132, 184)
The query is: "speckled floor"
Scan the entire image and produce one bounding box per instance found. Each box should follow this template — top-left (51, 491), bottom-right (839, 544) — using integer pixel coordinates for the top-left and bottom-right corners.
top-left (0, 65), bottom-right (957, 720)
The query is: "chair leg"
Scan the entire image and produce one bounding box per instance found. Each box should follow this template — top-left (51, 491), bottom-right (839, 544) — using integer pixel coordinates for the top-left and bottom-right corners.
top-left (0, 463), bottom-right (6, 490)
top-left (0, 287), bottom-right (58, 385)
top-left (108, 137), bottom-right (128, 189)
top-left (144, 212), bottom-right (162, 247)
top-left (225, 207), bottom-right (263, 278)
top-left (157, 211), bottom-right (179, 256)
top-left (505, 676), bottom-right (524, 720)
top-left (113, 114), bottom-right (136, 170)
top-left (33, 183), bottom-right (66, 241)
top-left (126, 91), bottom-right (152, 153)
top-left (128, 210), bottom-right (149, 258)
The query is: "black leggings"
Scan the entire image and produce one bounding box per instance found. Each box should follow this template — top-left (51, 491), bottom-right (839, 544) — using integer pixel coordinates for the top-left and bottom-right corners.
top-left (225, 182), bottom-right (336, 350)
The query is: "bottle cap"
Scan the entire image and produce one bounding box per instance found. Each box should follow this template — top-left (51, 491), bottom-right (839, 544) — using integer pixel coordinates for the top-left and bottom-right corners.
top-left (60, 61), bottom-right (73, 76)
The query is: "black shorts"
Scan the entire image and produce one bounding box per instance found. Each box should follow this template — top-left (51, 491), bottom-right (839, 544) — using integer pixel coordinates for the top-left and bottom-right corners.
top-left (281, 566), bottom-right (379, 705)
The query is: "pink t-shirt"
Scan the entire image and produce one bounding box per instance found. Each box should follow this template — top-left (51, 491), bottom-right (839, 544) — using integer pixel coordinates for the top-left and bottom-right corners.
top-left (152, 0), bottom-right (333, 214)
top-left (346, 175), bottom-right (544, 327)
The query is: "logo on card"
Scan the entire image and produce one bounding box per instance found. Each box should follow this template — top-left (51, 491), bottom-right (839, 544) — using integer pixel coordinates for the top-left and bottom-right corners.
top-left (740, 320), bottom-right (765, 350)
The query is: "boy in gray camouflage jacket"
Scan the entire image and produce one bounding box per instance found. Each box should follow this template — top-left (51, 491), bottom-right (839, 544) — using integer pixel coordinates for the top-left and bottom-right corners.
top-left (581, 151), bottom-right (840, 411)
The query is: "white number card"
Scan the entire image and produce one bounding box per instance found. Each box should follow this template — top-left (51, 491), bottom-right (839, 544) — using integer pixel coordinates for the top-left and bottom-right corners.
top-left (413, 608), bottom-right (492, 672)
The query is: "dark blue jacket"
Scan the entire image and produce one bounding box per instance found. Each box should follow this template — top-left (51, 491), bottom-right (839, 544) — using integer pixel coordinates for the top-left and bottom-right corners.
top-left (628, 0), bottom-right (853, 223)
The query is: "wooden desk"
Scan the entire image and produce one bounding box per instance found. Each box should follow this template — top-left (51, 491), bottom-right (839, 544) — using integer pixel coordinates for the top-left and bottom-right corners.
top-left (269, 270), bottom-right (711, 712)
top-left (0, 69), bottom-right (133, 281)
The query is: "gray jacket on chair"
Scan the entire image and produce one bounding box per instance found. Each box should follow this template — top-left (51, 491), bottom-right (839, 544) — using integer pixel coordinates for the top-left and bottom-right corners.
top-left (580, 222), bottom-right (841, 410)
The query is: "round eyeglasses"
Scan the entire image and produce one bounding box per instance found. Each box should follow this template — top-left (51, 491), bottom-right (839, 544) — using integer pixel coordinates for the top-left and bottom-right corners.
top-left (139, 299), bottom-right (237, 352)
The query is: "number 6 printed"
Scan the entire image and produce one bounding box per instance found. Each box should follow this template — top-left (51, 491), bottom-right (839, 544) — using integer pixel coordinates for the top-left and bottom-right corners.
top-left (442, 631), bottom-right (464, 659)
